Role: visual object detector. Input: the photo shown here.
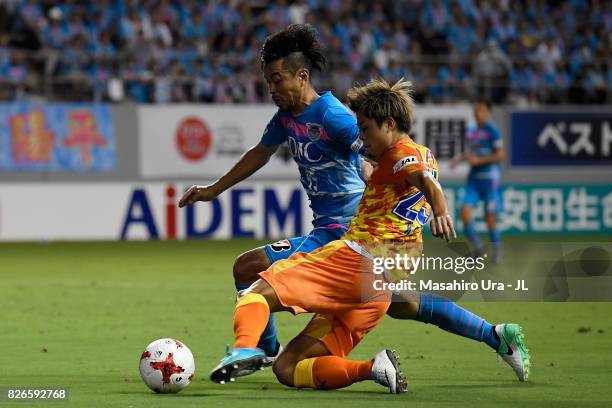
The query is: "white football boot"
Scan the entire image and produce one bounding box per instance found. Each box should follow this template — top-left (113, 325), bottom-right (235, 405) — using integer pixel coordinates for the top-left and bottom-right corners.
top-left (262, 344), bottom-right (284, 367)
top-left (495, 323), bottom-right (531, 381)
top-left (371, 349), bottom-right (407, 394)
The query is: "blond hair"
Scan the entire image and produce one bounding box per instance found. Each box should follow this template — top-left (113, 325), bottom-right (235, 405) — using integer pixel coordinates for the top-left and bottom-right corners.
top-left (347, 78), bottom-right (415, 133)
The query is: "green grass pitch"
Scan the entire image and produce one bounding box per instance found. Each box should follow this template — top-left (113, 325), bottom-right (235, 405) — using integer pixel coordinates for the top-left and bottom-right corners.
top-left (2, 239), bottom-right (612, 408)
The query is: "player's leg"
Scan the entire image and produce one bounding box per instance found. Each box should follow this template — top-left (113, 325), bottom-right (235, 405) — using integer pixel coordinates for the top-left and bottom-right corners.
top-left (233, 236), bottom-right (311, 359)
top-left (233, 247), bottom-right (271, 288)
top-left (233, 243), bottom-right (288, 360)
top-left (210, 278), bottom-right (289, 383)
top-left (213, 240), bottom-right (361, 383)
top-left (233, 226), bottom-right (348, 360)
top-left (273, 333), bottom-right (383, 392)
top-left (483, 179), bottom-right (503, 264)
top-left (461, 178), bottom-right (483, 255)
top-left (387, 291), bottom-right (499, 348)
top-left (275, 305), bottom-right (406, 393)
top-left (386, 290), bottom-right (530, 380)
top-left (271, 332), bottom-right (332, 387)
top-left (233, 279), bottom-right (289, 348)
top-left (386, 290), bottom-right (420, 318)
top-left (485, 212), bottom-right (501, 262)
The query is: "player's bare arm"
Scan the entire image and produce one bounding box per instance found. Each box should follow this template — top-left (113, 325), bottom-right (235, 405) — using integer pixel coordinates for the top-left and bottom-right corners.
top-left (465, 147), bottom-right (506, 166)
top-left (405, 170), bottom-right (457, 242)
top-left (449, 154), bottom-right (464, 169)
top-left (178, 142), bottom-right (279, 207)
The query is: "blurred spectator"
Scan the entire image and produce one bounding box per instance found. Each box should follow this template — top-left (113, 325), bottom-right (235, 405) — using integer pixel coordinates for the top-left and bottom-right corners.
top-left (150, 11), bottom-right (173, 47)
top-left (473, 39), bottom-right (512, 103)
top-left (42, 8), bottom-right (68, 49)
top-left (448, 11), bottom-right (475, 57)
top-left (288, 0), bottom-right (308, 24)
top-left (181, 7), bottom-right (208, 41)
top-left (17, 0), bottom-right (44, 31)
top-left (89, 56), bottom-right (113, 102)
top-left (193, 58), bottom-right (214, 102)
top-left (330, 61), bottom-right (353, 100)
top-left (6, 52), bottom-right (28, 82)
top-left (584, 64), bottom-right (607, 103)
top-left (373, 40), bottom-right (400, 73)
top-left (119, 7), bottom-right (144, 47)
top-left (66, 8), bottom-right (88, 41)
top-left (391, 21), bottom-right (410, 53)
top-left (122, 56), bottom-right (149, 102)
top-left (543, 61), bottom-right (572, 103)
top-left (0, 34), bottom-right (11, 73)
top-left (91, 30), bottom-right (116, 60)
top-left (60, 34), bottom-right (89, 75)
top-left (534, 37), bottom-right (562, 75)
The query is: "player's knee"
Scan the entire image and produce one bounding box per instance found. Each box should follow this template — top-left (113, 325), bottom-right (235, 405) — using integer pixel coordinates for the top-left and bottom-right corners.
top-left (272, 356), bottom-right (296, 387)
top-left (485, 212), bottom-right (497, 228)
top-left (460, 206), bottom-right (472, 224)
top-left (387, 292), bottom-right (420, 319)
top-left (233, 250), bottom-right (269, 285)
top-left (232, 253), bottom-right (250, 283)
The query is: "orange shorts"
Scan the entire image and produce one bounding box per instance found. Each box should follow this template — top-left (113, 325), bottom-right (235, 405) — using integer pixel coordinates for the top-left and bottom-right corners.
top-left (259, 240), bottom-right (390, 357)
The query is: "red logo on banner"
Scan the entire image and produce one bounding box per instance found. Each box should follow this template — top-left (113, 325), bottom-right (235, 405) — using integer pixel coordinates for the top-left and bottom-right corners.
top-left (63, 111), bottom-right (107, 167)
top-left (176, 117), bottom-right (211, 161)
top-left (9, 110), bottom-right (56, 164)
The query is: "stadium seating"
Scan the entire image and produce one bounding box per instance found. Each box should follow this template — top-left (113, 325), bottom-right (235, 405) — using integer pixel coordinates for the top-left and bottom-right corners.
top-left (0, 0), bottom-right (609, 105)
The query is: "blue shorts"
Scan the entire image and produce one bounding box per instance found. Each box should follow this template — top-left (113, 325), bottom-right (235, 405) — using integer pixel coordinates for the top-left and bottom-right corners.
top-left (263, 224), bottom-right (349, 264)
top-left (461, 178), bottom-right (503, 214)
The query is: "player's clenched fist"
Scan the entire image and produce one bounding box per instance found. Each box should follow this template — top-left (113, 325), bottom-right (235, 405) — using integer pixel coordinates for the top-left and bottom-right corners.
top-left (178, 185), bottom-right (219, 207)
top-left (429, 213), bottom-right (457, 242)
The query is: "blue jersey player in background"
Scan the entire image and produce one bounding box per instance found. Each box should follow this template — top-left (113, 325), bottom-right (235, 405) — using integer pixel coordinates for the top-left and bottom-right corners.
top-left (178, 24), bottom-right (368, 362)
top-left (452, 100), bottom-right (506, 263)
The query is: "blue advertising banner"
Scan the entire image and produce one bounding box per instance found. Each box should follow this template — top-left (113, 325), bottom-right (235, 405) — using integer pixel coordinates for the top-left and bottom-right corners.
top-left (510, 111), bottom-right (612, 166)
top-left (0, 103), bottom-right (115, 171)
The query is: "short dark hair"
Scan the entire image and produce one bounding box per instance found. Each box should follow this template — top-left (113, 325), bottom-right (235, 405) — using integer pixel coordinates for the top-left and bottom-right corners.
top-left (475, 99), bottom-right (491, 109)
top-left (260, 24), bottom-right (326, 75)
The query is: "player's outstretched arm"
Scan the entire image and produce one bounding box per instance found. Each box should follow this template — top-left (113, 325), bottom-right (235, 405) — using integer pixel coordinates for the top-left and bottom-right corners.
top-left (405, 171), bottom-right (457, 242)
top-left (178, 142), bottom-right (279, 207)
top-left (449, 154), bottom-right (465, 169)
top-left (465, 147), bottom-right (506, 166)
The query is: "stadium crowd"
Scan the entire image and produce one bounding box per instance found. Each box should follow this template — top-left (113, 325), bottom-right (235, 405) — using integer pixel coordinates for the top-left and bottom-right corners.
top-left (0, 0), bottom-right (610, 105)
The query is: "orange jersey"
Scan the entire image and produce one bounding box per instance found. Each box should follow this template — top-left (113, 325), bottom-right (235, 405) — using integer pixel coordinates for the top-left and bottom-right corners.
top-left (342, 138), bottom-right (438, 243)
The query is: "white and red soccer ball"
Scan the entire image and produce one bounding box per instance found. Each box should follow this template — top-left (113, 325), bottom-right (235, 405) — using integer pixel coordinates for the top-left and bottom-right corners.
top-left (139, 338), bottom-right (195, 393)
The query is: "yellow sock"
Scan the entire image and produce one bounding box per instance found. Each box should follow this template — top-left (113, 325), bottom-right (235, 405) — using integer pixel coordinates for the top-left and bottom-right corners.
top-left (293, 356), bottom-right (373, 390)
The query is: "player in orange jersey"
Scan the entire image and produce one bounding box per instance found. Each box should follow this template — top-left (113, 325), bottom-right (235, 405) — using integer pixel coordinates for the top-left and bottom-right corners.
top-left (209, 78), bottom-right (451, 393)
top-left (209, 79), bottom-right (530, 393)
top-left (343, 80), bottom-right (528, 385)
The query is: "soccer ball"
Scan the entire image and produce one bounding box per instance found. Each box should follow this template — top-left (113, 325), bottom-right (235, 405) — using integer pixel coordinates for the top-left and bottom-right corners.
top-left (139, 338), bottom-right (195, 393)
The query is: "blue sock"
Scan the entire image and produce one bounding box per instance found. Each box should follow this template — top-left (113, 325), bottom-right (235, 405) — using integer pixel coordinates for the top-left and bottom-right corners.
top-left (464, 222), bottom-right (482, 250)
top-left (235, 282), bottom-right (280, 356)
top-left (416, 292), bottom-right (500, 350)
top-left (257, 314), bottom-right (280, 357)
top-left (489, 228), bottom-right (501, 256)
top-left (235, 282), bottom-right (250, 292)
